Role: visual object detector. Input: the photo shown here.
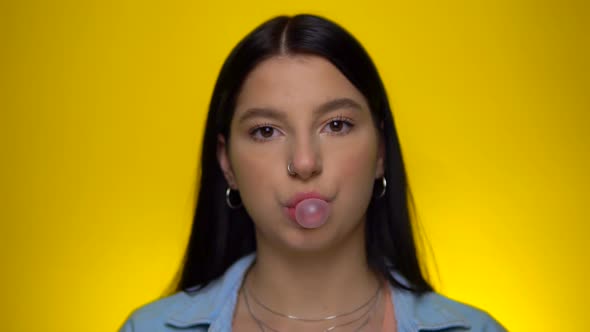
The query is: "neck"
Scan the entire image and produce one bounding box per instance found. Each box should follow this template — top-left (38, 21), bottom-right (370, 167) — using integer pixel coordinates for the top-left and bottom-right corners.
top-left (245, 225), bottom-right (380, 318)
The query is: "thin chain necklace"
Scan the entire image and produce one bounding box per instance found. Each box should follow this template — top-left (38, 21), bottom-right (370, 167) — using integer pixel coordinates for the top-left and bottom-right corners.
top-left (242, 283), bottom-right (382, 332)
top-left (244, 282), bottom-right (381, 322)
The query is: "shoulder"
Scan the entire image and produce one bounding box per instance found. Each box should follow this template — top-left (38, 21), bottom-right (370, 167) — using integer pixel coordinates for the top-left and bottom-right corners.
top-left (118, 253), bottom-right (256, 332)
top-left (118, 292), bottom-right (198, 332)
top-left (399, 289), bottom-right (507, 331)
top-left (428, 292), bottom-right (506, 331)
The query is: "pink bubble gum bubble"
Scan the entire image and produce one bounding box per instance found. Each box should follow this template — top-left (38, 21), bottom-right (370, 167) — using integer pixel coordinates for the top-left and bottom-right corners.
top-left (295, 198), bottom-right (331, 229)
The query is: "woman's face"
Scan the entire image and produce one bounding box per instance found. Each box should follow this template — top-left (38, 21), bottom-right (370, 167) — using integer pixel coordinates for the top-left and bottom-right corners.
top-left (218, 55), bottom-right (384, 252)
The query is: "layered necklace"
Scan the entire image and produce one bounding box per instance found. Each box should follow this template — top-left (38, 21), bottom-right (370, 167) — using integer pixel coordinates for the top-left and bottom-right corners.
top-left (242, 282), bottom-right (382, 332)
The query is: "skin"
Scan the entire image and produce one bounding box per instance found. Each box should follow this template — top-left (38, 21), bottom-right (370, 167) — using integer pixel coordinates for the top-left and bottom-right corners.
top-left (217, 54), bottom-right (390, 331)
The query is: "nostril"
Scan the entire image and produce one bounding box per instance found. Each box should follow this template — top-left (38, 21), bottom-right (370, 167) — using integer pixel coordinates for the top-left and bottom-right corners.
top-left (287, 162), bottom-right (297, 176)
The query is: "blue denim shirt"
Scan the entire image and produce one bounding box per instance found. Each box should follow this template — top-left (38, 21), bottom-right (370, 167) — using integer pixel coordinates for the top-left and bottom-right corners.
top-left (119, 254), bottom-right (506, 331)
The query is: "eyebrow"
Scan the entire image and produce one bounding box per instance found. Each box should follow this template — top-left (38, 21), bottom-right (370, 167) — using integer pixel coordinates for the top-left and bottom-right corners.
top-left (236, 97), bottom-right (363, 124)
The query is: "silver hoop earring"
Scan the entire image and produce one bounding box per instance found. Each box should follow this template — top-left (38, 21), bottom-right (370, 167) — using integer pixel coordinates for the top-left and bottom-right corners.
top-left (287, 162), bottom-right (296, 176)
top-left (226, 187), bottom-right (242, 209)
top-left (376, 176), bottom-right (387, 199)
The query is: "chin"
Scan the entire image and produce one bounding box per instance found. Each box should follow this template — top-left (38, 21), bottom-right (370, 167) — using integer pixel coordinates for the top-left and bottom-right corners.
top-left (263, 220), bottom-right (361, 254)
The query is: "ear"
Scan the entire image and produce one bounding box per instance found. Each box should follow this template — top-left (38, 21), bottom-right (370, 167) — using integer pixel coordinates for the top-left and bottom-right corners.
top-left (375, 121), bottom-right (385, 179)
top-left (217, 134), bottom-right (238, 189)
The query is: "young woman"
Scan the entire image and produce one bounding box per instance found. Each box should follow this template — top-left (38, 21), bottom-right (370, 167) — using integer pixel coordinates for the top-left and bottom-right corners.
top-left (119, 14), bottom-right (506, 332)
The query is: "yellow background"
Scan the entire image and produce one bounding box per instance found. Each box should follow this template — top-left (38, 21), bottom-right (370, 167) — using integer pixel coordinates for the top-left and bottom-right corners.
top-left (2, 0), bottom-right (588, 331)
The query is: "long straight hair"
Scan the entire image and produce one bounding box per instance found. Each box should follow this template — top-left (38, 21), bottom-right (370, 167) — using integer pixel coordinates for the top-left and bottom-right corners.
top-left (176, 14), bottom-right (433, 294)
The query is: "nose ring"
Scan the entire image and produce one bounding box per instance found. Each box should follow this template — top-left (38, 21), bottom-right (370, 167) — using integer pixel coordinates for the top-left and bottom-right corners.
top-left (287, 162), bottom-right (297, 176)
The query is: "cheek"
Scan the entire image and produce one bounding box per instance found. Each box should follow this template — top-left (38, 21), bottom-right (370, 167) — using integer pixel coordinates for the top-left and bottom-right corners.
top-left (233, 153), bottom-right (270, 187)
top-left (229, 142), bottom-right (282, 215)
top-left (232, 147), bottom-right (274, 190)
top-left (329, 133), bottom-right (379, 220)
top-left (332, 131), bottom-right (378, 182)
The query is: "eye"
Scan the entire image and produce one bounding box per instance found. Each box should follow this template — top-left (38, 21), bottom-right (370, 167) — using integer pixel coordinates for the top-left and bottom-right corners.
top-left (322, 116), bottom-right (354, 135)
top-left (250, 124), bottom-right (282, 141)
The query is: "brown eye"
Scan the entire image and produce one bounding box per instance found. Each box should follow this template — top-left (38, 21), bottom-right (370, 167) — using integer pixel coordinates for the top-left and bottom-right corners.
top-left (329, 120), bottom-right (344, 132)
top-left (260, 126), bottom-right (274, 138)
top-left (250, 125), bottom-right (281, 141)
top-left (321, 117), bottom-right (354, 135)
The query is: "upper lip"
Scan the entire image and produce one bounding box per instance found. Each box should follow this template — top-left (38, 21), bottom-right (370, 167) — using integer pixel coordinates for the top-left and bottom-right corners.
top-left (285, 191), bottom-right (330, 208)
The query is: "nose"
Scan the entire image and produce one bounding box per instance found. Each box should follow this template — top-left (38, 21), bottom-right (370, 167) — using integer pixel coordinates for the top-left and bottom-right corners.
top-left (288, 135), bottom-right (322, 180)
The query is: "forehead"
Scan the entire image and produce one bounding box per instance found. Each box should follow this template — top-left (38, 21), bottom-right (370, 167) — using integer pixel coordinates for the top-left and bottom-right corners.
top-left (235, 55), bottom-right (367, 113)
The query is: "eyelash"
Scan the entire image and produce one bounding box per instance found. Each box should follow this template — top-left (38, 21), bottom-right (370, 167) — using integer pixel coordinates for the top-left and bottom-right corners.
top-left (248, 115), bottom-right (355, 142)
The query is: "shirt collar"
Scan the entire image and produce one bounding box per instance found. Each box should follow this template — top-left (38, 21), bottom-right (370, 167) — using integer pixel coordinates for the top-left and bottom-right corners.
top-left (386, 270), bottom-right (471, 330)
top-left (390, 276), bottom-right (471, 330)
top-left (165, 253), bottom-right (471, 331)
top-left (165, 253), bottom-right (255, 329)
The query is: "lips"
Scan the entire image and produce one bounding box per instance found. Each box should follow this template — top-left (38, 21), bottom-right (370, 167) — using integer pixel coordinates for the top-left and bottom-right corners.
top-left (285, 191), bottom-right (330, 208)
